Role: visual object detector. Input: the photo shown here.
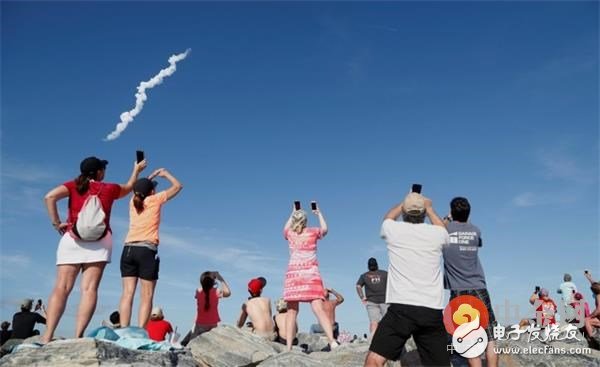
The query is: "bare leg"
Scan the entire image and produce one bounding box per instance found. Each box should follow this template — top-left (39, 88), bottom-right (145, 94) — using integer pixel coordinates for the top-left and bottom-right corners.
top-left (119, 277), bottom-right (138, 327)
top-left (138, 278), bottom-right (156, 327)
top-left (364, 351), bottom-right (387, 367)
top-left (486, 340), bottom-right (498, 367)
top-left (285, 301), bottom-right (299, 351)
top-left (74, 262), bottom-right (106, 337)
top-left (310, 299), bottom-right (335, 344)
top-left (466, 356), bottom-right (482, 367)
top-left (41, 264), bottom-right (80, 343)
top-left (369, 321), bottom-right (378, 334)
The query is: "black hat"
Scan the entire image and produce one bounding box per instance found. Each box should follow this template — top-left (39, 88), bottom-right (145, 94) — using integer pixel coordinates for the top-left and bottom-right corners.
top-left (80, 156), bottom-right (108, 176)
top-left (133, 178), bottom-right (158, 198)
top-left (368, 257), bottom-right (378, 271)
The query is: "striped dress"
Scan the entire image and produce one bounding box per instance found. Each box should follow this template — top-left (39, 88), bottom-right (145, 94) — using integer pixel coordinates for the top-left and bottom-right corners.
top-left (283, 227), bottom-right (326, 302)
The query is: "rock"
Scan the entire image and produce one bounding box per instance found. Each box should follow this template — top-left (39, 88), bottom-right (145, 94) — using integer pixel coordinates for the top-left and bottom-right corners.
top-left (296, 333), bottom-right (329, 353)
top-left (188, 325), bottom-right (278, 367)
top-left (310, 342), bottom-right (369, 366)
top-left (0, 338), bottom-right (197, 366)
top-left (258, 351), bottom-right (329, 367)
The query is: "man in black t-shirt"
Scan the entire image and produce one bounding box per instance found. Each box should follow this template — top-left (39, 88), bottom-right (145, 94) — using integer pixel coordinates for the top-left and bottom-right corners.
top-left (356, 257), bottom-right (388, 334)
top-left (11, 299), bottom-right (46, 339)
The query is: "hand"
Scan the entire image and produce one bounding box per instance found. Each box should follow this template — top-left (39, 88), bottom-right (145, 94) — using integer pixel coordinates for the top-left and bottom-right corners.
top-left (361, 298), bottom-right (367, 305)
top-left (134, 159), bottom-right (147, 173)
top-left (148, 168), bottom-right (166, 179)
top-left (55, 222), bottom-right (69, 235)
top-left (312, 208), bottom-right (321, 216)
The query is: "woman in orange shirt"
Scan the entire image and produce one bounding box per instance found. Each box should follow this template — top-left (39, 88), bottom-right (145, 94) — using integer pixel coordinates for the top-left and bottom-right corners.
top-left (118, 168), bottom-right (182, 328)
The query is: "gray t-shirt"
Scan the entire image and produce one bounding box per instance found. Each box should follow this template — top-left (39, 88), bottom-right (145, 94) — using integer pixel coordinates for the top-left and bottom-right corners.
top-left (443, 221), bottom-right (487, 291)
top-left (357, 270), bottom-right (388, 304)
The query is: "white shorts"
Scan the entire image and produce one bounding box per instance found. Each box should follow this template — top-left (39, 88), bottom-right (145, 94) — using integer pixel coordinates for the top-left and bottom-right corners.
top-left (56, 231), bottom-right (112, 265)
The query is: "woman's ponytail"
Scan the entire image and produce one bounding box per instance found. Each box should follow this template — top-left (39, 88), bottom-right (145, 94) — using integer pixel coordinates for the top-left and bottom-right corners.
top-left (75, 174), bottom-right (91, 195)
top-left (133, 194), bottom-right (146, 214)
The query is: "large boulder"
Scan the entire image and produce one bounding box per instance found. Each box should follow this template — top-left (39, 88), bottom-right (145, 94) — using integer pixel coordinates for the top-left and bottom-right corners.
top-left (296, 333), bottom-right (329, 353)
top-left (188, 325), bottom-right (278, 367)
top-left (0, 338), bottom-right (197, 366)
top-left (258, 351), bottom-right (328, 367)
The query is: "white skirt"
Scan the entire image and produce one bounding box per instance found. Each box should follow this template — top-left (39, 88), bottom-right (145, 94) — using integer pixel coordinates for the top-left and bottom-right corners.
top-left (56, 231), bottom-right (112, 265)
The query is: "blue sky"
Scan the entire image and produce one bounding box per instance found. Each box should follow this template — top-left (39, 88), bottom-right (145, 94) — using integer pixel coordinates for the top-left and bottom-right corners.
top-left (1, 2), bottom-right (598, 337)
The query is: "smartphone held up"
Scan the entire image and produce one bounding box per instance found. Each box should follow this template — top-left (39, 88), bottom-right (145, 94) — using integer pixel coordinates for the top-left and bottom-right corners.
top-left (411, 184), bottom-right (422, 194)
top-left (311, 201), bottom-right (318, 211)
top-left (136, 150), bottom-right (145, 163)
top-left (294, 201), bottom-right (301, 211)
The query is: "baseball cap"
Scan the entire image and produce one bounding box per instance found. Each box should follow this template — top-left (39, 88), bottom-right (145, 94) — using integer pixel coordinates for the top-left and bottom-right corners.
top-left (403, 193), bottom-right (425, 215)
top-left (21, 298), bottom-right (33, 309)
top-left (574, 292), bottom-right (584, 301)
top-left (133, 178), bottom-right (158, 198)
top-left (80, 156), bottom-right (108, 175)
top-left (248, 278), bottom-right (265, 296)
top-left (151, 307), bottom-right (163, 318)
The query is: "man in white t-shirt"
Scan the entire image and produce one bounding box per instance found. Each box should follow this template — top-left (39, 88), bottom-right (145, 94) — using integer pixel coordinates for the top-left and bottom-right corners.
top-left (364, 192), bottom-right (449, 367)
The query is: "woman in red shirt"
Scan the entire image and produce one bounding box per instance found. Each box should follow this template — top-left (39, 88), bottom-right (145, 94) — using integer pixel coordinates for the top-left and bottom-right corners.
top-left (41, 156), bottom-right (146, 343)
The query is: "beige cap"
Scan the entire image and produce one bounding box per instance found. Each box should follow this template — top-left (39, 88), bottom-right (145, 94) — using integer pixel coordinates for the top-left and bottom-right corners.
top-left (275, 298), bottom-right (288, 312)
top-left (403, 193), bottom-right (425, 215)
top-left (150, 306), bottom-right (163, 318)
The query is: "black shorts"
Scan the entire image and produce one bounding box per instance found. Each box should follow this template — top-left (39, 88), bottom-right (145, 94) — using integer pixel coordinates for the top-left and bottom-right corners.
top-left (369, 303), bottom-right (450, 366)
top-left (120, 245), bottom-right (160, 280)
top-left (450, 288), bottom-right (497, 340)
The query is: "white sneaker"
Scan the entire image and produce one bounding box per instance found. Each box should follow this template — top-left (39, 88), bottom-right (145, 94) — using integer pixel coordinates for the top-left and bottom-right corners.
top-left (330, 341), bottom-right (339, 350)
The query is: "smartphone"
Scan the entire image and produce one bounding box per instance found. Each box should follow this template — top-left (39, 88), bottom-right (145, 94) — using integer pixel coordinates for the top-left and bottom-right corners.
top-left (294, 201), bottom-right (301, 211)
top-left (136, 150), bottom-right (144, 163)
top-left (585, 270), bottom-right (589, 274)
top-left (37, 299), bottom-right (42, 306)
top-left (535, 286), bottom-right (540, 293)
top-left (311, 201), bottom-right (317, 211)
top-left (411, 184), bottom-right (422, 194)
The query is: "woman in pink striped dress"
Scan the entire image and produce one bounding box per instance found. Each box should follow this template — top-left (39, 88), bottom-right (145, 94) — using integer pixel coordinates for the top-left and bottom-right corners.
top-left (282, 204), bottom-right (338, 351)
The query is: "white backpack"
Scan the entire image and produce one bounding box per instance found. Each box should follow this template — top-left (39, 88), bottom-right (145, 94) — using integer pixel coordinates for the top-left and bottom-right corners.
top-left (72, 184), bottom-right (108, 241)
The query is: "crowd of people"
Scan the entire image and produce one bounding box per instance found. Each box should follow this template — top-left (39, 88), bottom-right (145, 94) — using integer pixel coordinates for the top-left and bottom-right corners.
top-left (0, 155), bottom-right (598, 367)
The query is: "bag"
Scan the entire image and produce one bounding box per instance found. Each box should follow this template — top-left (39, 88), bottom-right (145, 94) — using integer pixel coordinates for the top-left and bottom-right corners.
top-left (71, 184), bottom-right (108, 241)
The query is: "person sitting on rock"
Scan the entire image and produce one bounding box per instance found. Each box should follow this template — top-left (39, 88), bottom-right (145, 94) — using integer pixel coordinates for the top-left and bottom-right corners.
top-left (519, 288), bottom-right (557, 328)
top-left (236, 277), bottom-right (275, 340)
top-left (181, 271), bottom-right (230, 346)
top-left (309, 287), bottom-right (344, 339)
top-left (146, 307), bottom-right (173, 342)
top-left (273, 298), bottom-right (298, 346)
top-left (0, 321), bottom-right (11, 346)
top-left (570, 292), bottom-right (590, 327)
top-left (12, 299), bottom-right (46, 339)
top-left (102, 311), bottom-right (121, 329)
top-left (583, 271), bottom-right (600, 339)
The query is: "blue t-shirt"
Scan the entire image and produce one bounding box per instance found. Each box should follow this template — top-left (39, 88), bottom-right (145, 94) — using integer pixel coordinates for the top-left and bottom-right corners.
top-left (443, 221), bottom-right (487, 290)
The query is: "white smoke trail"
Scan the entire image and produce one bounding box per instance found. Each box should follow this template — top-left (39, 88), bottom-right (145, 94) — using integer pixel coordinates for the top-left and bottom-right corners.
top-left (104, 49), bottom-right (191, 141)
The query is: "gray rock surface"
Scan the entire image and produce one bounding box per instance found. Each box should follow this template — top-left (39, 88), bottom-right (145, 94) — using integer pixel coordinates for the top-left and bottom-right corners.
top-left (296, 333), bottom-right (329, 353)
top-left (258, 351), bottom-right (328, 367)
top-left (188, 325), bottom-right (278, 367)
top-left (0, 338), bottom-right (197, 367)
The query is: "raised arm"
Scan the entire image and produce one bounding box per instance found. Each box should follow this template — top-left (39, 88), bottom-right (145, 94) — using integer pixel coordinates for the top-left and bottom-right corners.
top-left (424, 197), bottom-right (445, 228)
top-left (584, 271), bottom-right (596, 285)
top-left (215, 272), bottom-right (231, 298)
top-left (118, 160), bottom-right (147, 198)
top-left (148, 168), bottom-right (183, 200)
top-left (313, 205), bottom-right (328, 236)
top-left (529, 292), bottom-right (538, 305)
top-left (384, 202), bottom-right (404, 221)
top-left (328, 288), bottom-right (344, 305)
top-left (44, 185), bottom-right (70, 235)
top-left (283, 208), bottom-right (294, 234)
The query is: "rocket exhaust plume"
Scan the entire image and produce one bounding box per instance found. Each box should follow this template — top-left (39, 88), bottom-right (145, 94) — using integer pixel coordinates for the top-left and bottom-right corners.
top-left (105, 49), bottom-right (191, 141)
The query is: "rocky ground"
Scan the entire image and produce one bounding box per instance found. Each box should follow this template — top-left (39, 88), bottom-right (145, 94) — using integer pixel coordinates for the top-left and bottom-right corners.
top-left (0, 324), bottom-right (598, 366)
